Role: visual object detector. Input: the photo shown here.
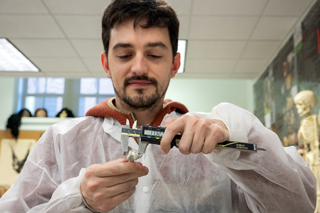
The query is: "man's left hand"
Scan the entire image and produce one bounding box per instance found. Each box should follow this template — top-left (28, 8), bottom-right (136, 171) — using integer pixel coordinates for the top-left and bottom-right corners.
top-left (160, 115), bottom-right (229, 155)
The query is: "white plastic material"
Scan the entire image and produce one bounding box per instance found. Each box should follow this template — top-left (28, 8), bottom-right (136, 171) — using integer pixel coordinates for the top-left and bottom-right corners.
top-left (0, 103), bottom-right (316, 213)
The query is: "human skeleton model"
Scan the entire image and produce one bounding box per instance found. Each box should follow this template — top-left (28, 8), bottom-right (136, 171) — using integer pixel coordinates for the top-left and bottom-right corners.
top-left (294, 90), bottom-right (320, 212)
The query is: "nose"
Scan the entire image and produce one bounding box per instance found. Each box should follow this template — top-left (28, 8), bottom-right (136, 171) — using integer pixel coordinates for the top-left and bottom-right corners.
top-left (131, 54), bottom-right (148, 76)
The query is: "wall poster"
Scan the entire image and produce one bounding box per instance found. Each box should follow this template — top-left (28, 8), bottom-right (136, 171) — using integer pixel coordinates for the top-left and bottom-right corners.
top-left (254, 0), bottom-right (320, 146)
top-left (0, 139), bottom-right (36, 186)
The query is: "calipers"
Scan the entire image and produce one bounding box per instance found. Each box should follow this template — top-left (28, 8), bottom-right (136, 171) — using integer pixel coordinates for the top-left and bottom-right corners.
top-left (121, 121), bottom-right (266, 161)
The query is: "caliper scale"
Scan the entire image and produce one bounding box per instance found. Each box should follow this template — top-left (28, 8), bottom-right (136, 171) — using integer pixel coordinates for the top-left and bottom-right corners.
top-left (121, 122), bottom-right (266, 161)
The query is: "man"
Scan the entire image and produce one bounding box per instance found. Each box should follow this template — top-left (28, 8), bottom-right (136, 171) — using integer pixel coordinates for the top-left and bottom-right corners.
top-left (0, 0), bottom-right (316, 212)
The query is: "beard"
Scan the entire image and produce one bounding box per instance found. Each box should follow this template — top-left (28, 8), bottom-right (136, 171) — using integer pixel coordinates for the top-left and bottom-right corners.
top-left (113, 75), bottom-right (169, 110)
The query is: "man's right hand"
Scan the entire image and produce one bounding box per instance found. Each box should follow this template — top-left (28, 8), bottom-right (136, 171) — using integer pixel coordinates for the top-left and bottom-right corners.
top-left (80, 158), bottom-right (149, 212)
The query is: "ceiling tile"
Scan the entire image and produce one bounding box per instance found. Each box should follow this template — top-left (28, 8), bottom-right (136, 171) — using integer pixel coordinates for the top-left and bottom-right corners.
top-left (44, 71), bottom-right (93, 78)
top-left (233, 59), bottom-right (267, 73)
top-left (185, 59), bottom-right (237, 74)
top-left (0, 0), bottom-right (48, 14)
top-left (229, 73), bottom-right (257, 79)
top-left (0, 71), bottom-right (45, 77)
top-left (178, 73), bottom-right (231, 79)
top-left (264, 0), bottom-right (313, 16)
top-left (31, 58), bottom-right (88, 72)
top-left (54, 15), bottom-right (101, 39)
top-left (43, 0), bottom-right (111, 15)
top-left (251, 17), bottom-right (298, 40)
top-left (187, 40), bottom-right (246, 59)
top-left (192, 0), bottom-right (267, 16)
top-left (92, 72), bottom-right (108, 78)
top-left (0, 15), bottom-right (64, 38)
top-left (178, 16), bottom-right (190, 39)
top-left (83, 58), bottom-right (103, 72)
top-left (71, 39), bottom-right (104, 58)
top-left (0, 0), bottom-right (315, 79)
top-left (189, 16), bottom-right (258, 40)
top-left (10, 39), bottom-right (78, 57)
top-left (45, 0), bottom-right (192, 16)
top-left (167, 0), bottom-right (192, 15)
top-left (242, 41), bottom-right (281, 58)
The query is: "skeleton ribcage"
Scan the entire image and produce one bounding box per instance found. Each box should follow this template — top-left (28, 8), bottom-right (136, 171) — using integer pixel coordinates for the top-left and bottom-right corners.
top-left (300, 115), bottom-right (318, 151)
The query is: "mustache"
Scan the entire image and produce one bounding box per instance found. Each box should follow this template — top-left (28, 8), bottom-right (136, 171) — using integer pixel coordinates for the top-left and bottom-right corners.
top-left (124, 75), bottom-right (158, 87)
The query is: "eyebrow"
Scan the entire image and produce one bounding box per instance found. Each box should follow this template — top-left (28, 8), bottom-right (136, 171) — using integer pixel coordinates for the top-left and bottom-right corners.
top-left (112, 43), bottom-right (134, 51)
top-left (145, 42), bottom-right (168, 50)
top-left (112, 42), bottom-right (168, 51)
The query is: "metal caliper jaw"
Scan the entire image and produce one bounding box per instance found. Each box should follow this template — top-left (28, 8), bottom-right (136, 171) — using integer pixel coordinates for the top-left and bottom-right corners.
top-left (137, 140), bottom-right (148, 158)
top-left (121, 120), bottom-right (148, 162)
top-left (121, 122), bottom-right (130, 158)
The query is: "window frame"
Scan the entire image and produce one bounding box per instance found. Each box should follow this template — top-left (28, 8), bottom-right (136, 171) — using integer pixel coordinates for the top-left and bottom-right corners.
top-left (14, 77), bottom-right (115, 117)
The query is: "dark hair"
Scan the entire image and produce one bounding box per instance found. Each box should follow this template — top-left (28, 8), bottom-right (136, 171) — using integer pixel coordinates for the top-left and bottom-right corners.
top-left (102, 0), bottom-right (179, 59)
top-left (6, 108), bottom-right (32, 139)
top-left (17, 108), bottom-right (32, 117)
top-left (55, 108), bottom-right (75, 118)
top-left (34, 108), bottom-right (48, 117)
top-left (6, 114), bottom-right (21, 140)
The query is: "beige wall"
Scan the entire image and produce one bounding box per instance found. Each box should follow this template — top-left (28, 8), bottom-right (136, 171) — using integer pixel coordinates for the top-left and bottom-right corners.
top-left (166, 78), bottom-right (254, 113)
top-left (0, 77), bottom-right (15, 130)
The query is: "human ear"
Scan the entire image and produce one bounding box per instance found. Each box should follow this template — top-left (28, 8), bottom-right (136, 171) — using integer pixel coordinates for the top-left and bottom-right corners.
top-left (171, 53), bottom-right (181, 78)
top-left (101, 52), bottom-right (111, 78)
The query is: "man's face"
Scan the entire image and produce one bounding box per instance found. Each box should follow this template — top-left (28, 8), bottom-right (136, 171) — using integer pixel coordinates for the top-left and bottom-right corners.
top-left (102, 19), bottom-right (180, 110)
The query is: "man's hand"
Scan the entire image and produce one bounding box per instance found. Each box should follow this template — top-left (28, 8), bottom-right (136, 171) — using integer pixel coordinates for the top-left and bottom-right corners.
top-left (160, 115), bottom-right (229, 155)
top-left (80, 158), bottom-right (148, 212)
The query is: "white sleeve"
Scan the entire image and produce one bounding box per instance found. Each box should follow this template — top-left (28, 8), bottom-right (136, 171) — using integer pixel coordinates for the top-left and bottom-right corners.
top-left (203, 102), bottom-right (316, 213)
top-left (40, 169), bottom-right (89, 213)
top-left (0, 127), bottom-right (90, 213)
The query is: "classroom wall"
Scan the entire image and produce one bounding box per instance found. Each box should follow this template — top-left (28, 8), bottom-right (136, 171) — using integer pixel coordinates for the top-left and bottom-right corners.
top-left (0, 77), bottom-right (15, 130)
top-left (0, 77), bottom-right (254, 130)
top-left (253, 0), bottom-right (320, 147)
top-left (166, 78), bottom-right (254, 113)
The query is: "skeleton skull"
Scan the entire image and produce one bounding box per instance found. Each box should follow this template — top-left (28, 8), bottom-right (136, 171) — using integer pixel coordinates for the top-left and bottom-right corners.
top-left (294, 90), bottom-right (318, 116)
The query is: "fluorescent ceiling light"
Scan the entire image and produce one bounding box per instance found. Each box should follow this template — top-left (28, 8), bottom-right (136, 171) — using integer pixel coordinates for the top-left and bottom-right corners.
top-left (178, 39), bottom-right (187, 73)
top-left (0, 38), bottom-right (39, 72)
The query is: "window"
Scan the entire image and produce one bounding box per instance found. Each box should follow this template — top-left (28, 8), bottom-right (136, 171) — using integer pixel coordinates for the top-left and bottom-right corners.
top-left (77, 78), bottom-right (114, 117)
top-left (17, 77), bottom-right (64, 117)
top-left (16, 77), bottom-right (115, 117)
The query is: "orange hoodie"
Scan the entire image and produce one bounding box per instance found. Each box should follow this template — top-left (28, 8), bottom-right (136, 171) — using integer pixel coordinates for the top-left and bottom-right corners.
top-left (85, 97), bottom-right (189, 127)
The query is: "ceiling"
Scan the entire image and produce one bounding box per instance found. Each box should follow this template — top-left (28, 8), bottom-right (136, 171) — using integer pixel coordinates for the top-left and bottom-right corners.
top-left (0, 0), bottom-right (316, 80)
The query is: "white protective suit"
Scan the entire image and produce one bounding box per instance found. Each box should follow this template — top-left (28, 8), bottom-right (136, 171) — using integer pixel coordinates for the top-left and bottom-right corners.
top-left (0, 102), bottom-right (316, 213)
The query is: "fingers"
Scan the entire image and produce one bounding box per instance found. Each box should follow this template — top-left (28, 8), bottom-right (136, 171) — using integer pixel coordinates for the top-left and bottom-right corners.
top-left (202, 133), bottom-right (217, 154)
top-left (85, 165), bottom-right (148, 193)
top-left (81, 159), bottom-right (149, 212)
top-left (84, 159), bottom-right (149, 189)
top-left (189, 124), bottom-right (206, 154)
top-left (161, 117), bottom-right (186, 154)
top-left (94, 158), bottom-right (147, 177)
top-left (161, 115), bottom-right (229, 155)
top-left (90, 178), bottom-right (138, 203)
top-left (164, 117), bottom-right (178, 127)
top-left (178, 116), bottom-right (210, 155)
top-left (178, 129), bottom-right (193, 155)
top-left (99, 165), bottom-right (149, 188)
